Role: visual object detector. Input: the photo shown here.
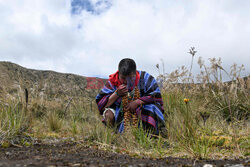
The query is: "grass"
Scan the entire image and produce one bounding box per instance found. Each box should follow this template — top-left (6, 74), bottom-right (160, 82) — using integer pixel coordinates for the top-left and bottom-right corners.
top-left (0, 48), bottom-right (249, 159)
top-left (0, 100), bottom-right (32, 147)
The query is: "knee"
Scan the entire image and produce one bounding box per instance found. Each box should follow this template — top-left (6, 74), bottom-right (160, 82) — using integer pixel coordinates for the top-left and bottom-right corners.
top-left (104, 109), bottom-right (115, 126)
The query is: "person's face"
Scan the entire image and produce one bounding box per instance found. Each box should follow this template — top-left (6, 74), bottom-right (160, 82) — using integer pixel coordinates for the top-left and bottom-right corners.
top-left (119, 73), bottom-right (136, 86)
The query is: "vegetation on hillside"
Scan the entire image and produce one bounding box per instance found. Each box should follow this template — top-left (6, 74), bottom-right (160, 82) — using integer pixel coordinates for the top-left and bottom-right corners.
top-left (0, 49), bottom-right (249, 159)
top-left (0, 61), bottom-right (105, 100)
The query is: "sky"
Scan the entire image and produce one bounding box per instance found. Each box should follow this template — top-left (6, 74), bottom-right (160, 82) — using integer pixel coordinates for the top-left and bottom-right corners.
top-left (0, 0), bottom-right (249, 79)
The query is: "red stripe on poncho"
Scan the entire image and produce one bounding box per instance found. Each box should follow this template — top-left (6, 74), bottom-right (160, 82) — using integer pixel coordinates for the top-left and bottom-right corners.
top-left (108, 70), bottom-right (140, 87)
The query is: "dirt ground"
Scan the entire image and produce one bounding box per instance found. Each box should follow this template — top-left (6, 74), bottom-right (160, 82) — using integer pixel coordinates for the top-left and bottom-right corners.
top-left (0, 143), bottom-right (249, 167)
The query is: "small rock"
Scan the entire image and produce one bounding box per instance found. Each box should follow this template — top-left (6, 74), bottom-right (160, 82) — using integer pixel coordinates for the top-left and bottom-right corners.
top-left (203, 164), bottom-right (213, 167)
top-left (5, 152), bottom-right (11, 156)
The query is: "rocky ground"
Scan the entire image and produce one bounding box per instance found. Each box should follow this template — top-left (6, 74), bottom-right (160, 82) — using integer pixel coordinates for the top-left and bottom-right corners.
top-left (0, 143), bottom-right (249, 167)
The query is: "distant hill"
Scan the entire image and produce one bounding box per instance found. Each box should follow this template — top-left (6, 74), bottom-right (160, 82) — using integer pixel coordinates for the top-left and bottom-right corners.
top-left (0, 61), bottom-right (107, 101)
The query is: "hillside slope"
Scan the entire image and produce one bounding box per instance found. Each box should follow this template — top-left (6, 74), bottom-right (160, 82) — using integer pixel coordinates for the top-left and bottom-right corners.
top-left (0, 61), bottom-right (106, 100)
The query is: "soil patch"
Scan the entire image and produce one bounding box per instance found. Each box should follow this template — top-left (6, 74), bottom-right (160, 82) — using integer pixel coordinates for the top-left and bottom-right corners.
top-left (0, 143), bottom-right (248, 167)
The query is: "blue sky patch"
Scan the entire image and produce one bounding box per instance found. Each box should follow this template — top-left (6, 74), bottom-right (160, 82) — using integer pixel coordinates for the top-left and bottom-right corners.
top-left (71, 0), bottom-right (112, 15)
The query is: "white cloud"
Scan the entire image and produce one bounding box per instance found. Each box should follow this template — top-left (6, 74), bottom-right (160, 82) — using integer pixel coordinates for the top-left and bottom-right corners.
top-left (0, 0), bottom-right (249, 79)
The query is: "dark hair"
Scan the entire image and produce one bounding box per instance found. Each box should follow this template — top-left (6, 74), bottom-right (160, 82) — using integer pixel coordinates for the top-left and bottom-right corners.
top-left (118, 58), bottom-right (136, 76)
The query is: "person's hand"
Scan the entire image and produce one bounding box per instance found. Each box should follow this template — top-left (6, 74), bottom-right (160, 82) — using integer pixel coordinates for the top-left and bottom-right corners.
top-left (116, 84), bottom-right (128, 97)
top-left (126, 99), bottom-right (142, 112)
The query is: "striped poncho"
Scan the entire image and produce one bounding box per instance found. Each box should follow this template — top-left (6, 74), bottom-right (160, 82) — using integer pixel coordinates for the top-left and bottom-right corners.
top-left (96, 70), bottom-right (165, 134)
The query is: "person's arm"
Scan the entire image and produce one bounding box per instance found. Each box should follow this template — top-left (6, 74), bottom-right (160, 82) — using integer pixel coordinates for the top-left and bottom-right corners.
top-left (104, 91), bottom-right (119, 108)
top-left (103, 84), bottom-right (128, 109)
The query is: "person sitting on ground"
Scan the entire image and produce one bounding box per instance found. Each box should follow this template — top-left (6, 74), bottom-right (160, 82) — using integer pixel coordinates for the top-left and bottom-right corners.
top-left (96, 58), bottom-right (166, 135)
